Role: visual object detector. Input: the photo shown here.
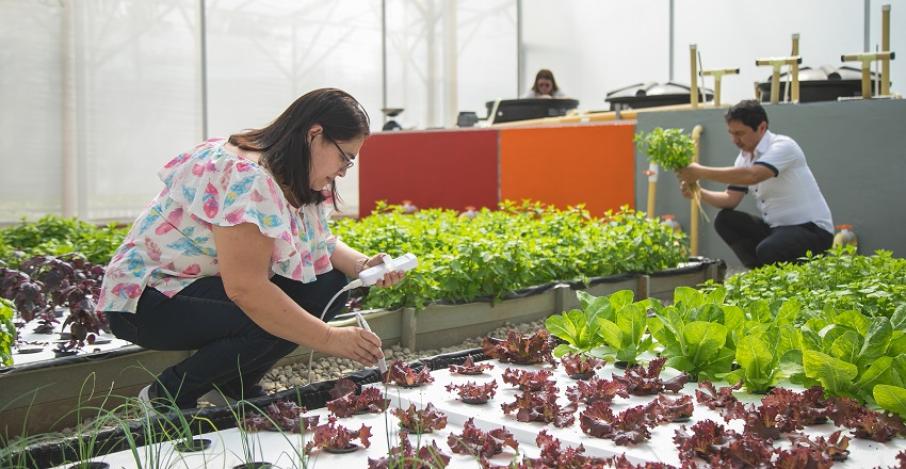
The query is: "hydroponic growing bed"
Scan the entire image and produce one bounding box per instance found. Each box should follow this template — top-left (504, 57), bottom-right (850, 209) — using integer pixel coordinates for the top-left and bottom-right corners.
top-left (11, 315), bottom-right (128, 366)
top-left (44, 343), bottom-right (906, 469)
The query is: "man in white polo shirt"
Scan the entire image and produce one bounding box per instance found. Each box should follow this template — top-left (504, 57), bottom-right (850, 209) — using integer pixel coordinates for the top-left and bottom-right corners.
top-left (677, 100), bottom-right (834, 268)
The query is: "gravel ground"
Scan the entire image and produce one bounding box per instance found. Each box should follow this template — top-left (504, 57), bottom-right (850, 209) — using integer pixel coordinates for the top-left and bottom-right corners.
top-left (258, 319), bottom-right (547, 394)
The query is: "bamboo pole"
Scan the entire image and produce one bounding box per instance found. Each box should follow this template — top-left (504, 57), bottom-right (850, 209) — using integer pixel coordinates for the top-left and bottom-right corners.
top-left (690, 44), bottom-right (699, 108)
top-left (882, 4), bottom-right (891, 96)
top-left (701, 68), bottom-right (740, 107)
top-left (841, 51), bottom-right (896, 98)
top-left (791, 34), bottom-right (801, 103)
top-left (690, 125), bottom-right (704, 257)
top-left (645, 164), bottom-right (658, 219)
top-left (755, 56), bottom-right (801, 104)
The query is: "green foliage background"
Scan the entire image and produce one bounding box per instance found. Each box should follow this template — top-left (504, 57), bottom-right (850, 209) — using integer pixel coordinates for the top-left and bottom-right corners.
top-left (334, 201), bottom-right (688, 310)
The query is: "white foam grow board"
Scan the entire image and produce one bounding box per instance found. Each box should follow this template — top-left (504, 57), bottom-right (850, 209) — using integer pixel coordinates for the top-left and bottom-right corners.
top-left (51, 360), bottom-right (906, 468)
top-left (13, 318), bottom-right (130, 366)
top-left (379, 361), bottom-right (906, 467)
top-left (51, 403), bottom-right (530, 469)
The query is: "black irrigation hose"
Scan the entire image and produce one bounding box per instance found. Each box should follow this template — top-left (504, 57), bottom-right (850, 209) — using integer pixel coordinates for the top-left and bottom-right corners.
top-left (9, 347), bottom-right (491, 469)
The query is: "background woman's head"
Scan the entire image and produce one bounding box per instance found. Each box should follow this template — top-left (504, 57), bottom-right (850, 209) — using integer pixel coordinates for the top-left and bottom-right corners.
top-left (532, 69), bottom-right (559, 95)
top-left (229, 88), bottom-right (370, 207)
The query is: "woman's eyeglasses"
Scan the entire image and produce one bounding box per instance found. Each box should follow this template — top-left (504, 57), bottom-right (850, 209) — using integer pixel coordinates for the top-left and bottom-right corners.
top-left (326, 136), bottom-right (355, 169)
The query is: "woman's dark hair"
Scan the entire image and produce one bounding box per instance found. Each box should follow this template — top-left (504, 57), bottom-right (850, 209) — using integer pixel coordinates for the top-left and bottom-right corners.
top-left (228, 88), bottom-right (370, 207)
top-left (725, 99), bottom-right (768, 131)
top-left (531, 69), bottom-right (559, 94)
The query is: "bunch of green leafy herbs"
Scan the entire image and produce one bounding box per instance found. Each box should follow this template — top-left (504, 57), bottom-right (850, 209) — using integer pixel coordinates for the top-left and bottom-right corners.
top-left (634, 127), bottom-right (695, 171)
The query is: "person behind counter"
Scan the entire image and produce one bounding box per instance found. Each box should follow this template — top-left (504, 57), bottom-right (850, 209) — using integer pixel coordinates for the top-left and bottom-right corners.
top-left (521, 69), bottom-right (566, 98)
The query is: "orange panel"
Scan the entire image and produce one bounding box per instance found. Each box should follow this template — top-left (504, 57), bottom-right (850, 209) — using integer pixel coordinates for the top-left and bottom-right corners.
top-left (499, 122), bottom-right (636, 216)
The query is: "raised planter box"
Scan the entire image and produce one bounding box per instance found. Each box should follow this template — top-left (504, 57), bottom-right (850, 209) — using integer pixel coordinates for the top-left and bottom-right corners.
top-left (0, 347), bottom-right (191, 437)
top-left (647, 257), bottom-right (725, 301)
top-left (0, 258), bottom-right (723, 435)
top-left (400, 285), bottom-right (561, 351)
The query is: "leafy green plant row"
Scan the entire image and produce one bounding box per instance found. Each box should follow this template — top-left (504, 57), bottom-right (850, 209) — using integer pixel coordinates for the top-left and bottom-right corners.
top-left (545, 286), bottom-right (906, 420)
top-left (703, 247), bottom-right (906, 320)
top-left (0, 298), bottom-right (14, 366)
top-left (333, 201), bottom-right (688, 310)
top-left (0, 216), bottom-right (127, 268)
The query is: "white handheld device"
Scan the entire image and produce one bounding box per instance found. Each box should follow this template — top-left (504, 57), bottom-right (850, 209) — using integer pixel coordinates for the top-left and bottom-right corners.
top-left (351, 253), bottom-right (418, 288)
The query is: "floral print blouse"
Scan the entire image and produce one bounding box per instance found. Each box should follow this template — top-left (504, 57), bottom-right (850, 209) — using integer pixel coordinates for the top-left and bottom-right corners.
top-left (96, 138), bottom-right (337, 313)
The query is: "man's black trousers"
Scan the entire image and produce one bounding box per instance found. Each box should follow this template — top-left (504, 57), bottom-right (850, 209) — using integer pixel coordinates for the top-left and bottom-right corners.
top-left (714, 209), bottom-right (833, 269)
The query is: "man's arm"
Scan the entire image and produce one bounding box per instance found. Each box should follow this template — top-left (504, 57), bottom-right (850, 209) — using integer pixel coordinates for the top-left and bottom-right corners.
top-left (681, 180), bottom-right (745, 209)
top-left (678, 162), bottom-right (774, 186)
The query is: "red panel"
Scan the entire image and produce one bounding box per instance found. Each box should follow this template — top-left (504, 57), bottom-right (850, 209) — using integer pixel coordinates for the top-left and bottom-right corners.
top-left (358, 128), bottom-right (499, 217)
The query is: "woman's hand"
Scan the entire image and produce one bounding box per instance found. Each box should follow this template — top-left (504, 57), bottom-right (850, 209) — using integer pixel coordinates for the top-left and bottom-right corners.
top-left (359, 253), bottom-right (406, 288)
top-left (324, 326), bottom-right (384, 366)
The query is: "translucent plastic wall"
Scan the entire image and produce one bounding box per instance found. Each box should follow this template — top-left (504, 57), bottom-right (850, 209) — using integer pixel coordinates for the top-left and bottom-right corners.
top-left (0, 0), bottom-right (516, 222)
top-left (521, 0), bottom-right (904, 114)
top-left (1, 1), bottom-right (200, 222)
top-left (1, 0), bottom-right (902, 222)
top-left (386, 0), bottom-right (516, 129)
top-left (1, 1), bottom-right (64, 219)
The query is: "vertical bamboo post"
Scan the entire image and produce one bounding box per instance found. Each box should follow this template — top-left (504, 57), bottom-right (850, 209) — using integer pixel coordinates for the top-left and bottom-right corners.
top-left (690, 125), bottom-right (704, 257)
top-left (770, 65), bottom-right (781, 103)
top-left (756, 57), bottom-right (801, 104)
top-left (882, 4), bottom-right (891, 95)
top-left (690, 44), bottom-right (699, 108)
top-left (713, 75), bottom-right (722, 106)
top-left (861, 61), bottom-right (872, 97)
top-left (841, 52), bottom-right (895, 98)
top-left (645, 164), bottom-right (658, 219)
top-left (702, 68), bottom-right (740, 106)
top-left (791, 33), bottom-right (801, 102)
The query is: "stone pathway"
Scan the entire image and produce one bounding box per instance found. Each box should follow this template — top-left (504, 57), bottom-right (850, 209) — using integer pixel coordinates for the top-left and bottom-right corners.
top-left (258, 319), bottom-right (547, 394)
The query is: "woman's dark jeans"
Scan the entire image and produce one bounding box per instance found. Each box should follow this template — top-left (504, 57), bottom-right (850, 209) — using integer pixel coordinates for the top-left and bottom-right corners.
top-left (106, 270), bottom-right (348, 409)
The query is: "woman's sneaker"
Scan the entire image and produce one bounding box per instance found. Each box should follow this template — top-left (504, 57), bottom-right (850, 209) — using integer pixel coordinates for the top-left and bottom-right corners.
top-left (197, 389), bottom-right (234, 407)
top-left (138, 385), bottom-right (153, 403)
top-left (137, 384), bottom-right (173, 412)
